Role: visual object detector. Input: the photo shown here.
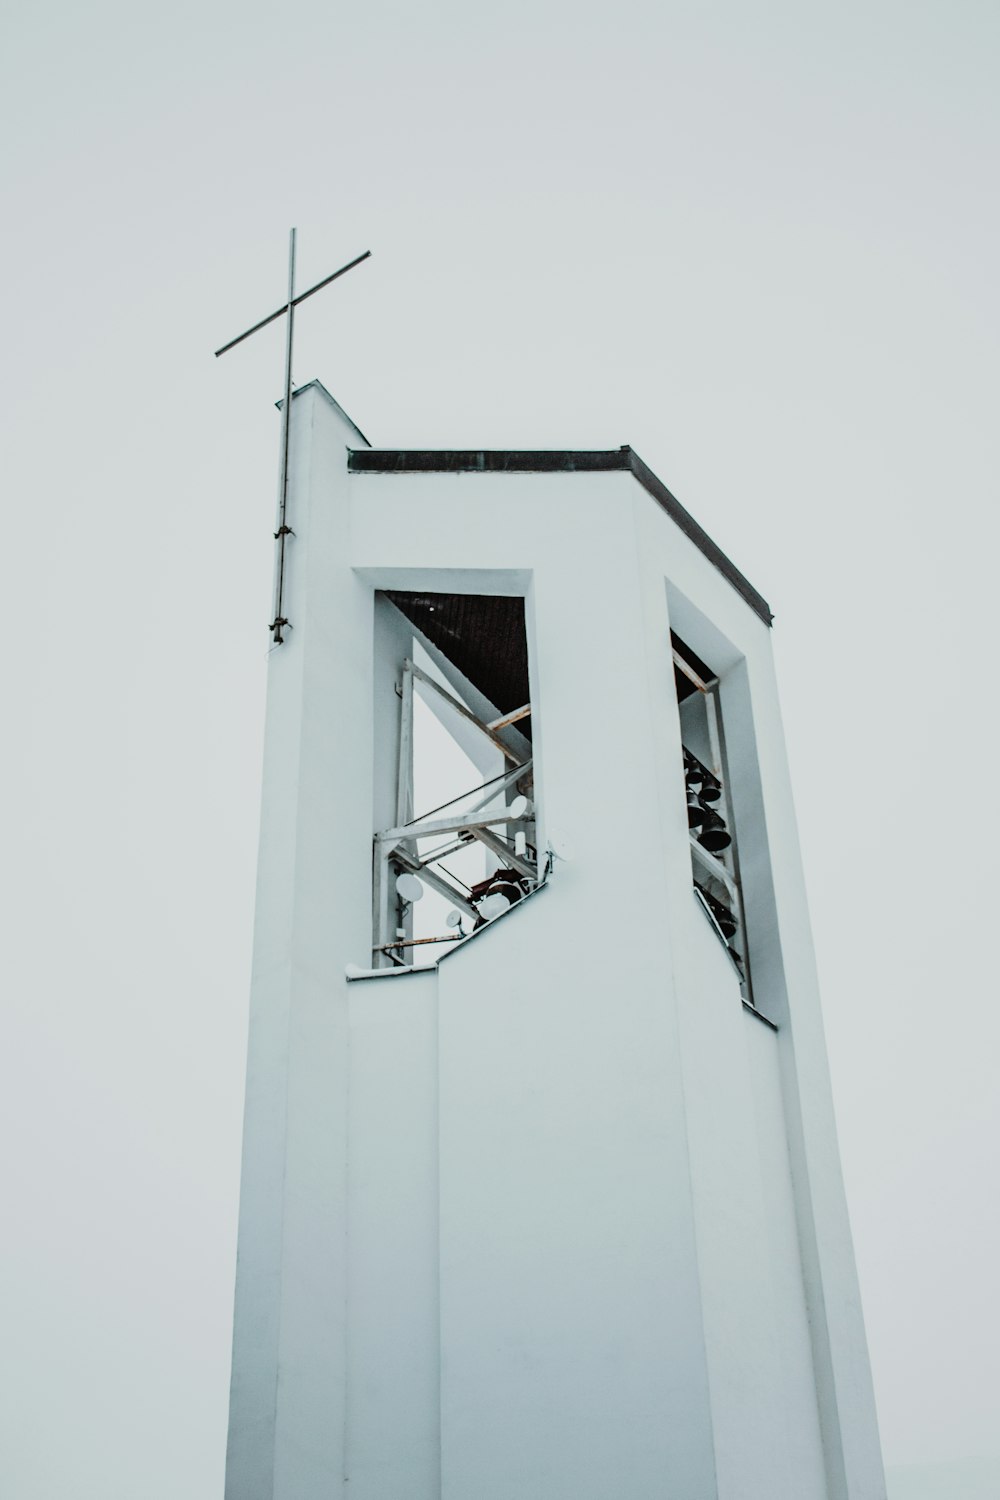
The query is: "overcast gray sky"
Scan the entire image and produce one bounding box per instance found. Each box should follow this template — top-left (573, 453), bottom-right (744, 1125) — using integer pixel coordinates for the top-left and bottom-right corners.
top-left (2, 2), bottom-right (998, 1497)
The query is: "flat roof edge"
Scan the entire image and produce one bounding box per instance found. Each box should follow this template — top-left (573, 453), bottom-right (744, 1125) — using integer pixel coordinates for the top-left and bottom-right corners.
top-left (625, 450), bottom-right (773, 625)
top-left (348, 448), bottom-right (630, 474)
top-left (347, 447), bottom-right (773, 626)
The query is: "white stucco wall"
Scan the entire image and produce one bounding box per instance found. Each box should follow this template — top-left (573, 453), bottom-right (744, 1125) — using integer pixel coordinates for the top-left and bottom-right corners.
top-left (345, 974), bottom-right (440, 1496)
top-left (224, 382), bottom-right (886, 1500)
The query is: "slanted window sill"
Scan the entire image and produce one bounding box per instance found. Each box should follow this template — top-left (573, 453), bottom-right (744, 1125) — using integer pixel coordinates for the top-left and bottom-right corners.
top-left (349, 879), bottom-right (548, 981)
top-left (742, 999), bottom-right (778, 1031)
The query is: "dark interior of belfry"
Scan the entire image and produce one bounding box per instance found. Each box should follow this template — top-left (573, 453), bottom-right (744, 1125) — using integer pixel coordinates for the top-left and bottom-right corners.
top-left (386, 592), bottom-right (531, 736)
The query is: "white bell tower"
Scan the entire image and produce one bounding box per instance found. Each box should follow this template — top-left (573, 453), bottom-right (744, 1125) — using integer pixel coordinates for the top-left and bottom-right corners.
top-left (224, 380), bottom-right (885, 1500)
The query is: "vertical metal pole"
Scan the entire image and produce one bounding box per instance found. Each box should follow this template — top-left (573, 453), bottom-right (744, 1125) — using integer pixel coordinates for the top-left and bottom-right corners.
top-left (271, 227), bottom-right (297, 643)
top-left (705, 686), bottom-right (753, 1003)
top-left (395, 665), bottom-right (415, 954)
top-left (372, 839), bottom-right (388, 968)
top-left (396, 665), bottom-right (414, 827)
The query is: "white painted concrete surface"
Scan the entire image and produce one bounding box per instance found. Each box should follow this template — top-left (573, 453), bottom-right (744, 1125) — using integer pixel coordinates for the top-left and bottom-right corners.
top-left (225, 381), bottom-right (886, 1499)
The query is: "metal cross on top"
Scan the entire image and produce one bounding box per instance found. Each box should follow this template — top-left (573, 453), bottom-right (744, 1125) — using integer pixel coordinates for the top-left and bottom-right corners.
top-left (215, 230), bottom-right (371, 644)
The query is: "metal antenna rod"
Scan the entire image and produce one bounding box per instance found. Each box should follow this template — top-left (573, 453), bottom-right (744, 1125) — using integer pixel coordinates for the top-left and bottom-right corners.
top-left (270, 228), bottom-right (297, 644)
top-left (213, 235), bottom-right (371, 646)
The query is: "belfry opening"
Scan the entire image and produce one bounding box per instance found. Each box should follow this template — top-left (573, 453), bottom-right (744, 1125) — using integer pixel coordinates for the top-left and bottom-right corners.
top-left (671, 629), bottom-right (750, 999)
top-left (372, 590), bottom-right (538, 970)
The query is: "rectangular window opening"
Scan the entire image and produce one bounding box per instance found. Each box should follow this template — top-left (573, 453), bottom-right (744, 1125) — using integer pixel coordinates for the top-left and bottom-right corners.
top-left (373, 591), bottom-right (538, 970)
top-left (672, 630), bottom-right (752, 1002)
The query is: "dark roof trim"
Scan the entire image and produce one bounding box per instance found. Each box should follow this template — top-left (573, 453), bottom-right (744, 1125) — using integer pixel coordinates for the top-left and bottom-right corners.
top-left (348, 446), bottom-right (773, 625)
top-left (349, 448), bottom-right (627, 474)
top-left (625, 450), bottom-right (773, 625)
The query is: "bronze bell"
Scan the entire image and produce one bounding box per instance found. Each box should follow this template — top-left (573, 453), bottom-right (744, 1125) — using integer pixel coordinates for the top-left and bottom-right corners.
top-left (687, 794), bottom-right (706, 828)
top-left (700, 885), bottom-right (738, 937)
top-left (699, 773), bottom-right (722, 803)
top-left (716, 906), bottom-right (738, 939)
top-left (697, 809), bottom-right (731, 853)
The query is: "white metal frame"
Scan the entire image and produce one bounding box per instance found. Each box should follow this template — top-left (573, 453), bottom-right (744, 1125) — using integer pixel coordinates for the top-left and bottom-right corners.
top-left (676, 643), bottom-right (754, 1004)
top-left (372, 659), bottom-right (539, 967)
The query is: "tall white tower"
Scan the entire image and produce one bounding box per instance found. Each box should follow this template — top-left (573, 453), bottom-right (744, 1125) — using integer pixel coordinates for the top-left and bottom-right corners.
top-left (224, 380), bottom-right (885, 1500)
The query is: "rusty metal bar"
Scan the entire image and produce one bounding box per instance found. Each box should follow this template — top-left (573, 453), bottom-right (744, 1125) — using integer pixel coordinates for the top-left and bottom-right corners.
top-left (488, 703), bottom-right (531, 731)
top-left (373, 933), bottom-right (463, 952)
top-left (672, 647), bottom-right (715, 695)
